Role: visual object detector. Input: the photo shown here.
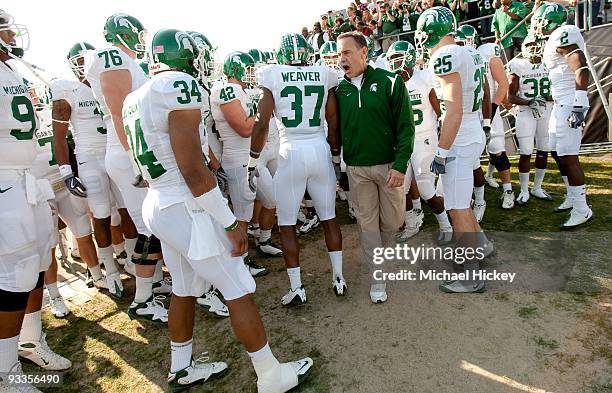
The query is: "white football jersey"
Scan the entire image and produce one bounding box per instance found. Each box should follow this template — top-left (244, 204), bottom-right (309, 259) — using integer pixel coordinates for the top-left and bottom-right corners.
top-left (84, 46), bottom-right (148, 147)
top-left (31, 108), bottom-right (62, 184)
top-left (477, 43), bottom-right (502, 98)
top-left (210, 82), bottom-right (255, 169)
top-left (122, 71), bottom-right (205, 192)
top-left (543, 25), bottom-right (585, 105)
top-left (257, 64), bottom-right (338, 143)
top-left (506, 57), bottom-right (551, 101)
top-left (406, 68), bottom-right (437, 138)
top-left (430, 44), bottom-right (486, 145)
top-left (0, 61), bottom-right (39, 169)
top-left (50, 79), bottom-right (107, 156)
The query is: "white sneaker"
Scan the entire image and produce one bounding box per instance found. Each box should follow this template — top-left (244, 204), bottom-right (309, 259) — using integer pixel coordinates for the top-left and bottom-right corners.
top-left (554, 196), bottom-right (572, 213)
top-left (561, 207), bottom-right (593, 229)
top-left (437, 226), bottom-right (453, 245)
top-left (105, 272), bottom-right (123, 299)
top-left (396, 211), bottom-right (421, 243)
top-left (257, 357), bottom-right (314, 393)
top-left (332, 276), bottom-right (347, 296)
top-left (152, 278), bottom-right (172, 295)
top-left (484, 172), bottom-right (499, 188)
top-left (530, 187), bottom-right (553, 201)
top-left (0, 362), bottom-right (42, 392)
top-left (501, 190), bottom-right (515, 209)
top-left (49, 296), bottom-right (70, 319)
top-left (369, 283), bottom-right (387, 304)
top-left (18, 333), bottom-right (71, 371)
top-left (281, 286), bottom-right (307, 306)
top-left (128, 295), bottom-right (168, 324)
top-left (516, 191), bottom-right (530, 206)
top-left (123, 260), bottom-right (136, 276)
top-left (167, 354), bottom-right (228, 392)
top-left (257, 239), bottom-right (283, 257)
top-left (244, 256), bottom-right (269, 277)
top-left (298, 214), bottom-right (319, 235)
top-left (473, 201), bottom-right (486, 223)
top-left (197, 289), bottom-right (229, 318)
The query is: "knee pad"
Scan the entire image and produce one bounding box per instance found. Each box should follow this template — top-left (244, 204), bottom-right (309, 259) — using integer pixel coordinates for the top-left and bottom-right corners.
top-left (132, 234), bottom-right (162, 265)
top-left (35, 271), bottom-right (44, 289)
top-left (415, 173), bottom-right (436, 201)
top-left (0, 288), bottom-right (30, 311)
top-left (536, 150), bottom-right (548, 160)
top-left (489, 152), bottom-right (511, 172)
top-left (339, 172), bottom-right (349, 191)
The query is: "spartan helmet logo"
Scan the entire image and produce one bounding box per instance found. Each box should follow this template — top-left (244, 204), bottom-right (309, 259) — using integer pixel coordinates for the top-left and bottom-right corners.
top-left (232, 55), bottom-right (246, 68)
top-left (114, 14), bottom-right (136, 32)
top-left (175, 32), bottom-right (194, 54)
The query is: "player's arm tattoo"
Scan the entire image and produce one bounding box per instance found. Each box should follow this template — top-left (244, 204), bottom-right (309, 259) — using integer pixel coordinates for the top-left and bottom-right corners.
top-left (52, 99), bottom-right (72, 166)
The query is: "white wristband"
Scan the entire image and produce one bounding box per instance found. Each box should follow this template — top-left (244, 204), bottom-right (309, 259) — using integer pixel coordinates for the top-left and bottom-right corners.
top-left (436, 147), bottom-right (449, 158)
top-left (332, 155), bottom-right (341, 164)
top-left (483, 119), bottom-right (491, 128)
top-left (59, 165), bottom-right (73, 179)
top-left (573, 90), bottom-right (589, 108)
top-left (247, 156), bottom-right (258, 169)
top-left (194, 186), bottom-right (236, 228)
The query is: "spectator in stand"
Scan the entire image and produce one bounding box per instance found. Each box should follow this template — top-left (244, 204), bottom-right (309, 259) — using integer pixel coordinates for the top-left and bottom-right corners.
top-left (479, 0), bottom-right (495, 37)
top-left (362, 7), bottom-right (374, 24)
top-left (492, 0), bottom-right (528, 62)
top-left (301, 26), bottom-right (310, 41)
top-left (356, 20), bottom-right (371, 35)
top-left (368, 19), bottom-right (383, 55)
top-left (464, 0), bottom-right (481, 30)
top-left (449, 0), bottom-right (467, 23)
top-left (334, 17), bottom-right (354, 38)
top-left (377, 2), bottom-right (400, 51)
top-left (308, 22), bottom-right (330, 57)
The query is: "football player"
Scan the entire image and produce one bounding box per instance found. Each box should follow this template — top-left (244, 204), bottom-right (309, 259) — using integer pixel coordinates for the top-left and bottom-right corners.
top-left (507, 35), bottom-right (553, 205)
top-left (84, 13), bottom-right (167, 322)
top-left (187, 30), bottom-right (229, 318)
top-left (210, 51), bottom-right (274, 276)
top-left (386, 40), bottom-right (453, 244)
top-left (531, 3), bottom-right (593, 227)
top-left (416, 7), bottom-right (491, 293)
top-left (28, 82), bottom-right (101, 318)
top-left (0, 10), bottom-right (71, 389)
top-left (51, 42), bottom-right (128, 296)
top-left (249, 33), bottom-right (346, 304)
top-left (124, 28), bottom-right (312, 392)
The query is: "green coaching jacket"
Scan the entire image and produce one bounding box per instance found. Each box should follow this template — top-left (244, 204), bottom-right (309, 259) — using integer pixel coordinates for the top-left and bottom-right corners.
top-left (336, 65), bottom-right (415, 174)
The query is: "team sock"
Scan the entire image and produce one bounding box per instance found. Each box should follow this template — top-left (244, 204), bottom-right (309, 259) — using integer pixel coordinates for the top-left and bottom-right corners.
top-left (412, 198), bottom-right (421, 211)
top-left (249, 342), bottom-right (280, 380)
top-left (259, 229), bottom-right (272, 243)
top-left (568, 185), bottom-right (588, 213)
top-left (404, 209), bottom-right (414, 225)
top-left (99, 246), bottom-right (118, 275)
top-left (486, 163), bottom-right (495, 177)
top-left (328, 251), bottom-right (343, 279)
top-left (561, 175), bottom-right (569, 197)
top-left (89, 264), bottom-right (103, 281)
top-left (153, 260), bottom-right (164, 283)
top-left (474, 186), bottom-right (485, 204)
top-left (519, 172), bottom-right (530, 194)
top-left (0, 336), bottom-right (19, 373)
top-left (502, 183), bottom-right (512, 192)
top-left (19, 311), bottom-right (42, 342)
top-left (46, 282), bottom-right (60, 299)
top-left (134, 276), bottom-right (153, 303)
top-left (112, 241), bottom-right (125, 256)
top-left (287, 267), bottom-right (302, 290)
top-left (124, 237), bottom-right (137, 260)
top-left (435, 212), bottom-right (451, 229)
top-left (170, 339), bottom-right (193, 373)
top-left (534, 168), bottom-right (546, 190)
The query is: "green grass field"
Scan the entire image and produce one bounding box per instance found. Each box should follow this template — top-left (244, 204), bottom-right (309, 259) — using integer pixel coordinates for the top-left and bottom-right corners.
top-left (34, 155), bottom-right (611, 393)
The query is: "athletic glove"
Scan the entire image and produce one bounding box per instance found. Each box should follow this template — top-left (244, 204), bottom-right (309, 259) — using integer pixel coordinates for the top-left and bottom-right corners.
top-left (215, 167), bottom-right (229, 197)
top-left (131, 174), bottom-right (148, 188)
top-left (568, 106), bottom-right (588, 128)
top-left (528, 98), bottom-right (546, 119)
top-left (430, 155), bottom-right (455, 175)
top-left (59, 165), bottom-right (87, 197)
top-left (247, 156), bottom-right (259, 193)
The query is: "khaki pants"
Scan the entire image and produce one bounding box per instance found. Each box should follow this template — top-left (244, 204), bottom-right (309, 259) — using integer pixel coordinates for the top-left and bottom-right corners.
top-left (347, 163), bottom-right (405, 233)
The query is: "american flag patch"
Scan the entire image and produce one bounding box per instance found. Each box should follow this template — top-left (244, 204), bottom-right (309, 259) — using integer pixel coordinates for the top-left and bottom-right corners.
top-left (153, 45), bottom-right (164, 53)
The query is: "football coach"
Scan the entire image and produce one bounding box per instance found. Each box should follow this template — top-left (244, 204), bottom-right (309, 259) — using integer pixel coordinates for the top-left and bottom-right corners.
top-left (334, 31), bottom-right (415, 303)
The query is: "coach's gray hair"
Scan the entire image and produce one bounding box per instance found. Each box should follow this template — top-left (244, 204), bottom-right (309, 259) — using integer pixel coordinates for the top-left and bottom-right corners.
top-left (337, 31), bottom-right (367, 49)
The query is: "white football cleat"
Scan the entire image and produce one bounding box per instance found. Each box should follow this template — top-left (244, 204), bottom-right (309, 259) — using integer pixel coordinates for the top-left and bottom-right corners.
top-left (439, 279), bottom-right (485, 293)
top-left (501, 190), bottom-right (515, 209)
top-left (0, 362), bottom-right (42, 392)
top-left (483, 173), bottom-right (499, 188)
top-left (91, 276), bottom-right (107, 290)
top-left (298, 214), bottom-right (319, 235)
top-left (296, 209), bottom-right (307, 223)
top-left (554, 197), bottom-right (572, 213)
top-left (396, 210), bottom-right (421, 243)
top-left (18, 333), bottom-right (71, 371)
top-left (281, 286), bottom-right (307, 306)
top-left (413, 208), bottom-right (424, 227)
top-left (472, 201), bottom-right (486, 223)
top-left (257, 239), bottom-right (283, 257)
top-left (49, 296), bottom-right (70, 319)
top-left (369, 283), bottom-right (387, 304)
top-left (561, 208), bottom-right (593, 229)
top-left (437, 226), bottom-right (453, 245)
top-left (257, 357), bottom-right (314, 393)
top-left (152, 277), bottom-right (172, 295)
top-left (332, 277), bottom-right (347, 296)
top-left (167, 354), bottom-right (228, 393)
top-left (105, 272), bottom-right (123, 299)
top-left (244, 256), bottom-right (270, 277)
top-left (128, 295), bottom-right (168, 324)
top-left (515, 191), bottom-right (530, 206)
top-left (197, 289), bottom-right (229, 318)
top-left (530, 187), bottom-right (553, 201)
